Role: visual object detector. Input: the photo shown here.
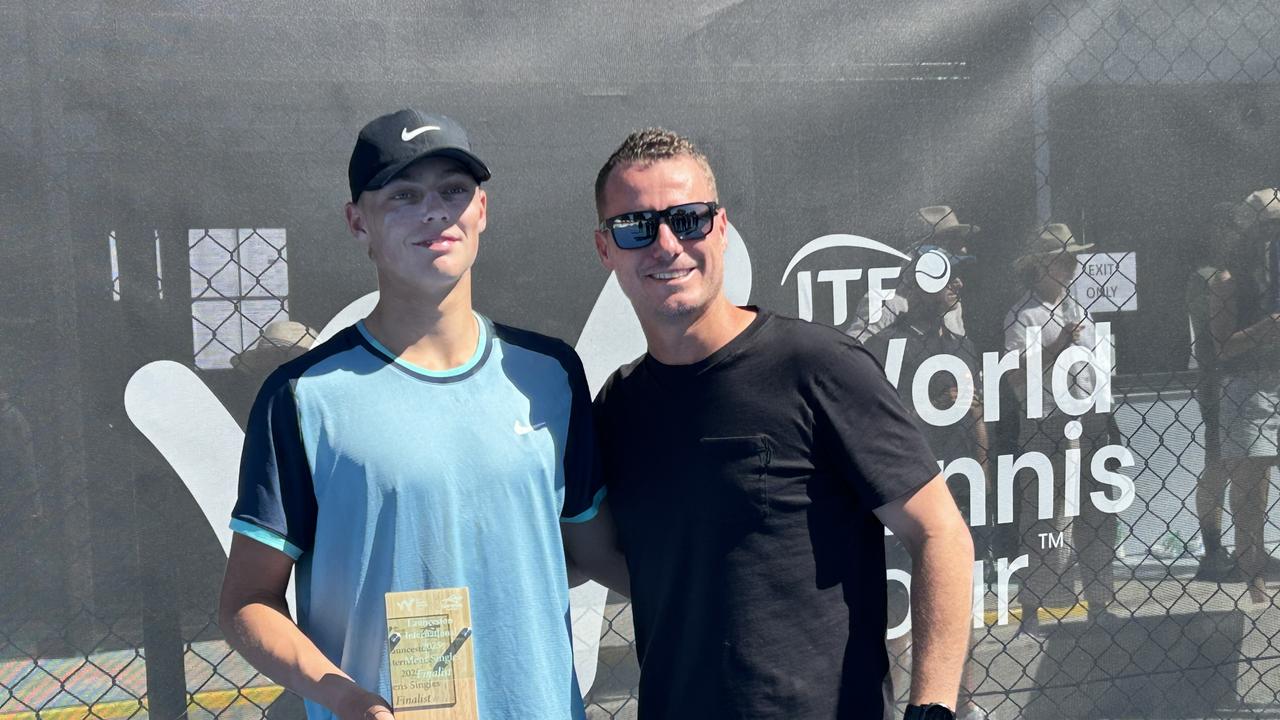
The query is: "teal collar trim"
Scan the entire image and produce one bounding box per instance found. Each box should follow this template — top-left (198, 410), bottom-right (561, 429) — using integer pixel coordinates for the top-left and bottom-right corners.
top-left (356, 312), bottom-right (490, 381)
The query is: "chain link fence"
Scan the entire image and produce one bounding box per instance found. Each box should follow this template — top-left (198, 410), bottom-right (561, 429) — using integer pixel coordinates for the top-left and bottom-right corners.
top-left (4, 2), bottom-right (1280, 719)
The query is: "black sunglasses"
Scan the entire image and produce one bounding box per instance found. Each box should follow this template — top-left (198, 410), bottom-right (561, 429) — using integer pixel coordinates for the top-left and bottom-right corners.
top-left (599, 202), bottom-right (720, 250)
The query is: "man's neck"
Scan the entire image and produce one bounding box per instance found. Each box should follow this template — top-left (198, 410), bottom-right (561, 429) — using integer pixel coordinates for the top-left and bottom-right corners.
top-left (363, 274), bottom-right (479, 372)
top-left (903, 306), bottom-right (945, 336)
top-left (641, 298), bottom-right (757, 366)
top-left (1033, 286), bottom-right (1066, 305)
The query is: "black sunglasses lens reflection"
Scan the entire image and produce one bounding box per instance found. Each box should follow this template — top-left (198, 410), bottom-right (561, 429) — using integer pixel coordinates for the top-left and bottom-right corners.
top-left (666, 207), bottom-right (704, 236)
top-left (613, 215), bottom-right (659, 249)
top-left (608, 203), bottom-right (716, 249)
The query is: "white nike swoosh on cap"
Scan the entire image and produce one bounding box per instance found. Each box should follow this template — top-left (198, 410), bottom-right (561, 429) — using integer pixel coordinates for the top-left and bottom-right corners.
top-left (401, 125), bottom-right (441, 141)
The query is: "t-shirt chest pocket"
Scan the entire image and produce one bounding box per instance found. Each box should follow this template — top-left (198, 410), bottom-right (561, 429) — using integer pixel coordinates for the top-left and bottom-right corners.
top-left (693, 435), bottom-right (772, 525)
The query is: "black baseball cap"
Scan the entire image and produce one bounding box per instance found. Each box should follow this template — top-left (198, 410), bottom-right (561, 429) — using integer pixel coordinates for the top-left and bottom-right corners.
top-left (347, 109), bottom-right (491, 202)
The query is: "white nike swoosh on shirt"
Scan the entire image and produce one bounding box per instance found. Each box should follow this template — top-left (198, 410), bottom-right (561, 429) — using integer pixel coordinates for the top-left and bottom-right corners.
top-left (514, 420), bottom-right (547, 435)
top-left (401, 125), bottom-right (441, 141)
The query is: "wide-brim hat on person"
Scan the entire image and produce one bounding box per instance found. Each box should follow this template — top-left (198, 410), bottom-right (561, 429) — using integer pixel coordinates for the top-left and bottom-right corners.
top-left (1231, 188), bottom-right (1280, 232)
top-left (233, 321), bottom-right (317, 374)
top-left (348, 109), bottom-right (491, 202)
top-left (1014, 223), bottom-right (1094, 271)
top-left (904, 205), bottom-right (980, 248)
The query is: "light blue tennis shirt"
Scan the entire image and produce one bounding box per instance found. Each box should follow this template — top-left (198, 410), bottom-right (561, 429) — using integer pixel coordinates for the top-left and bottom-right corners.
top-left (231, 314), bottom-right (604, 720)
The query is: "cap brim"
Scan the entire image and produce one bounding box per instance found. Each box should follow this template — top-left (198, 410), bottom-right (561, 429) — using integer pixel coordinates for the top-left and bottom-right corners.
top-left (910, 243), bottom-right (978, 262)
top-left (1014, 242), bottom-right (1094, 267)
top-left (232, 346), bottom-right (304, 374)
top-left (931, 223), bottom-right (980, 237)
top-left (360, 148), bottom-right (492, 197)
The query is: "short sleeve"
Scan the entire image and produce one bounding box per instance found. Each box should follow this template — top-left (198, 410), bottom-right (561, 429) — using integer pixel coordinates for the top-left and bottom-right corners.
top-left (558, 347), bottom-right (607, 523)
top-left (1004, 307), bottom-right (1030, 353)
top-left (809, 338), bottom-right (940, 509)
top-left (861, 331), bottom-right (890, 368)
top-left (845, 292), bottom-right (902, 342)
top-left (230, 371), bottom-right (317, 559)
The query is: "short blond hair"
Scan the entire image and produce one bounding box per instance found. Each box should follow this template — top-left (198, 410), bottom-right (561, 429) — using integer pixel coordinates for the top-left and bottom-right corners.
top-left (594, 128), bottom-right (718, 218)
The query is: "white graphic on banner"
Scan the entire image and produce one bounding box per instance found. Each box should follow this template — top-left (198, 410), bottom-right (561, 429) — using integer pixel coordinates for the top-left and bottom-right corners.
top-left (780, 234), bottom-right (909, 325)
top-left (881, 321), bottom-right (1134, 627)
top-left (785, 230), bottom-right (1136, 629)
top-left (123, 221), bottom-right (754, 695)
top-left (912, 249), bottom-right (954, 294)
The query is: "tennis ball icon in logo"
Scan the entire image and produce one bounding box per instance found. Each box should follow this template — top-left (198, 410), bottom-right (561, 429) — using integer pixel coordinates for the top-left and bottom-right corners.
top-left (913, 249), bottom-right (952, 295)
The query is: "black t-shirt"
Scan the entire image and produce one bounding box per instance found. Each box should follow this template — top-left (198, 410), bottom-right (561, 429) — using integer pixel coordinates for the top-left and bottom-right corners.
top-left (595, 309), bottom-right (939, 720)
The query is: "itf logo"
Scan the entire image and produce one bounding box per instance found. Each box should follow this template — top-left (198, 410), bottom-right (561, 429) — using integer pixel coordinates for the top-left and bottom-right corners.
top-left (779, 234), bottom-right (952, 326)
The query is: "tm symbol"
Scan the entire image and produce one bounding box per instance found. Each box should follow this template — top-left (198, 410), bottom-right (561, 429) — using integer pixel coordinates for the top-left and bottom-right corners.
top-left (1038, 531), bottom-right (1065, 550)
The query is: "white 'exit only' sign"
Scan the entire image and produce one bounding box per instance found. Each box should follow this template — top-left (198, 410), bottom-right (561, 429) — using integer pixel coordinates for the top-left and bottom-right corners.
top-left (1072, 252), bottom-right (1137, 313)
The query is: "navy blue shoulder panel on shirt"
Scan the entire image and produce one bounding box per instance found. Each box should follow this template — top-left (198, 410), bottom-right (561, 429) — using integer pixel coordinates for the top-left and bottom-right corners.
top-left (490, 322), bottom-right (605, 521)
top-left (232, 325), bottom-right (364, 558)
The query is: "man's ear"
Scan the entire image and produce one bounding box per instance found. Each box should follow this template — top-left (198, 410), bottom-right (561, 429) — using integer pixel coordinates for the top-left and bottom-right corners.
top-left (345, 200), bottom-right (374, 258)
top-left (344, 200), bottom-right (367, 240)
top-left (475, 187), bottom-right (488, 235)
top-left (594, 229), bottom-right (614, 270)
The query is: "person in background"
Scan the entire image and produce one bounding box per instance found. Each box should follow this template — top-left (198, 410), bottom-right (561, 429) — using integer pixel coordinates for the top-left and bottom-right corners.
top-left (1004, 224), bottom-right (1119, 636)
top-left (1188, 202), bottom-right (1237, 581)
top-left (846, 205), bottom-right (979, 341)
top-left (865, 244), bottom-right (989, 720)
top-left (229, 321), bottom-right (318, 424)
top-left (1208, 188), bottom-right (1280, 602)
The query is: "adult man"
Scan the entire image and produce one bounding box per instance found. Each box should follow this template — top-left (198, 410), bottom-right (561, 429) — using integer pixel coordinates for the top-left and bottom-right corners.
top-left (591, 128), bottom-right (974, 720)
top-left (1207, 188), bottom-right (1280, 602)
top-left (1004, 224), bottom-right (1118, 634)
top-left (1187, 203), bottom-right (1235, 581)
top-left (864, 246), bottom-right (988, 720)
top-left (865, 246), bottom-right (985, 465)
top-left (219, 109), bottom-right (622, 720)
top-left (846, 206), bottom-right (978, 341)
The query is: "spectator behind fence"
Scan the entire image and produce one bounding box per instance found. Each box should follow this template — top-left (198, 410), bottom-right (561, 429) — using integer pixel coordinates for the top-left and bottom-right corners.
top-left (591, 128), bottom-right (974, 720)
top-left (1004, 223), bottom-right (1119, 636)
top-left (1188, 202), bottom-right (1238, 581)
top-left (846, 205), bottom-right (978, 341)
top-left (228, 321), bottom-right (318, 424)
top-left (232, 321), bottom-right (317, 375)
top-left (864, 244), bottom-right (989, 720)
top-left (1205, 188), bottom-right (1280, 603)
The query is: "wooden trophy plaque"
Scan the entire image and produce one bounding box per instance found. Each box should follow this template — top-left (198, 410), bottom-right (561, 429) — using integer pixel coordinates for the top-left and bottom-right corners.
top-left (384, 588), bottom-right (479, 720)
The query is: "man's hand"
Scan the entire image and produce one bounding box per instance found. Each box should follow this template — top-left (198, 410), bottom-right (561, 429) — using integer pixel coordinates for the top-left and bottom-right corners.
top-left (219, 535), bottom-right (383, 719)
top-left (335, 689), bottom-right (395, 720)
top-left (1052, 320), bottom-right (1083, 351)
